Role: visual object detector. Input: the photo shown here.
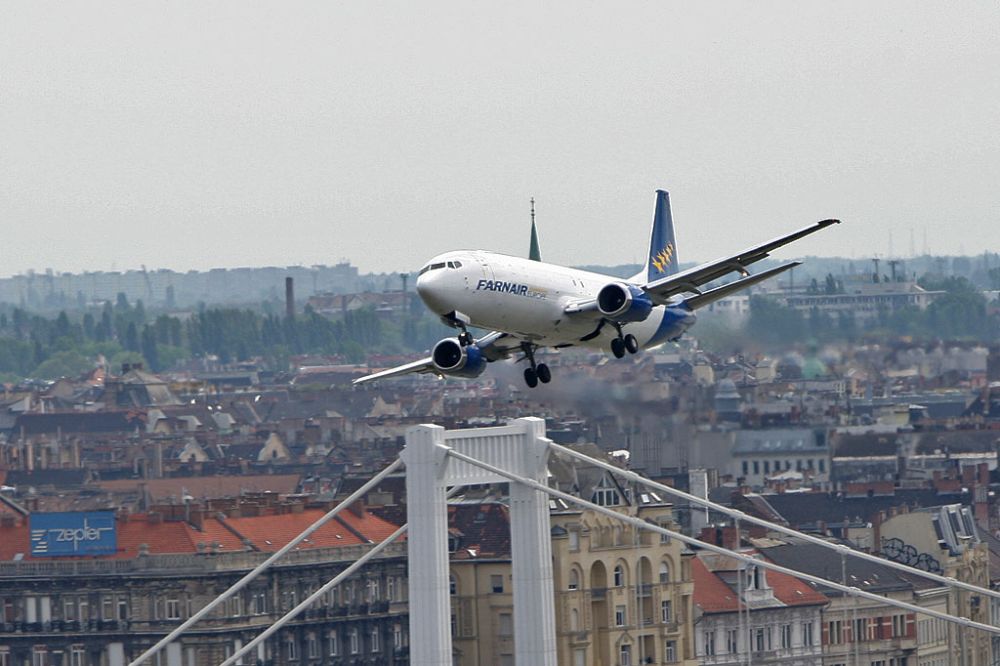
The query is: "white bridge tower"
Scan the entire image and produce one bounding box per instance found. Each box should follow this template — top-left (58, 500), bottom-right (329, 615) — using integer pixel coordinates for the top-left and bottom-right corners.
top-left (402, 417), bottom-right (558, 666)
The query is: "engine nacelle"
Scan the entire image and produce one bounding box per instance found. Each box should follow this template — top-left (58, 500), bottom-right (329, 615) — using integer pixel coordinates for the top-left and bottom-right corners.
top-left (431, 338), bottom-right (488, 378)
top-left (597, 282), bottom-right (653, 322)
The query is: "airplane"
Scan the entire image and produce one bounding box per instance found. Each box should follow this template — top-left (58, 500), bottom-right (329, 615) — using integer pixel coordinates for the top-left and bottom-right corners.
top-left (354, 190), bottom-right (839, 388)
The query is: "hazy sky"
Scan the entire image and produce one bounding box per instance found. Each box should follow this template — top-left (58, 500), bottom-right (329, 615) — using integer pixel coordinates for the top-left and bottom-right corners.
top-left (2, 2), bottom-right (999, 276)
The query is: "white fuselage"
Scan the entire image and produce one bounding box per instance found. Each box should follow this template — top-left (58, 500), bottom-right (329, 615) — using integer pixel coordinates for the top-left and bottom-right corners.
top-left (415, 250), bottom-right (695, 350)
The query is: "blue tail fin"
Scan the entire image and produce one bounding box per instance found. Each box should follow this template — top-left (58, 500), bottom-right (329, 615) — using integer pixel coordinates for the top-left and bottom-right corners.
top-left (643, 189), bottom-right (679, 282)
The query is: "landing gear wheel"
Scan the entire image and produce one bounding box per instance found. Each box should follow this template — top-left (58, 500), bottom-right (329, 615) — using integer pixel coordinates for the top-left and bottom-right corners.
top-left (624, 334), bottom-right (639, 354)
top-left (611, 337), bottom-right (626, 359)
top-left (524, 367), bottom-right (539, 388)
top-left (536, 363), bottom-right (551, 384)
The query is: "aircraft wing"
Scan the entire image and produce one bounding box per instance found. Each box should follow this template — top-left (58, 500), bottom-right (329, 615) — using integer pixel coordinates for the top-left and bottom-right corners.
top-left (641, 218), bottom-right (840, 305)
top-left (352, 331), bottom-right (517, 385)
top-left (352, 356), bottom-right (440, 385)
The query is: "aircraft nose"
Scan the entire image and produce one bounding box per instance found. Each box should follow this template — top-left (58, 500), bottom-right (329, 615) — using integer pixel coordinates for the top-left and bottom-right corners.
top-left (416, 270), bottom-right (448, 314)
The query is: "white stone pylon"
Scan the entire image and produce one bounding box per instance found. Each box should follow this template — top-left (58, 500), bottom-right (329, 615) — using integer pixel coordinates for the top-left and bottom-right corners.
top-left (402, 417), bottom-right (558, 666)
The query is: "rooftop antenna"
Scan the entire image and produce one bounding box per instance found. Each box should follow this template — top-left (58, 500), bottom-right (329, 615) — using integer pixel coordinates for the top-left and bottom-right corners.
top-left (528, 198), bottom-right (541, 262)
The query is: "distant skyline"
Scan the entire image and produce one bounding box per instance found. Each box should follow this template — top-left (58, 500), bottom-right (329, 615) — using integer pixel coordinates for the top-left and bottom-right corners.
top-left (2, 2), bottom-right (999, 277)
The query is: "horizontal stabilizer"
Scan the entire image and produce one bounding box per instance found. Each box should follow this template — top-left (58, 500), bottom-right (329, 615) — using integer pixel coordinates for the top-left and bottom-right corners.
top-left (682, 262), bottom-right (800, 310)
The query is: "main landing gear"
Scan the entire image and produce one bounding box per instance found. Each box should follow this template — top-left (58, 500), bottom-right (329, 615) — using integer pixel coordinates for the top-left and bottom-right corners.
top-left (610, 326), bottom-right (639, 359)
top-left (521, 342), bottom-right (551, 388)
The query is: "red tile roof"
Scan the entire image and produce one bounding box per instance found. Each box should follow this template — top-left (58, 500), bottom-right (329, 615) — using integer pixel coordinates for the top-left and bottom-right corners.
top-left (693, 554), bottom-right (828, 615)
top-left (692, 557), bottom-right (743, 613)
top-left (0, 506), bottom-right (404, 561)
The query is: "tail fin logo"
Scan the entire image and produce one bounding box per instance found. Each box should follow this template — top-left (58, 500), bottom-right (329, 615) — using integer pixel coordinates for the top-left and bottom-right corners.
top-left (651, 243), bottom-right (675, 274)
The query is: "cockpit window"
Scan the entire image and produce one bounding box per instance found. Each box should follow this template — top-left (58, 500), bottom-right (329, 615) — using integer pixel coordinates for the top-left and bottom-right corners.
top-left (419, 263), bottom-right (447, 275)
top-left (446, 261), bottom-right (463, 269)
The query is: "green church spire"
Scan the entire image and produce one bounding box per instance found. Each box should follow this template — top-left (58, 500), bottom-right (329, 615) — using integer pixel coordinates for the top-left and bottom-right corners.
top-left (529, 197), bottom-right (541, 261)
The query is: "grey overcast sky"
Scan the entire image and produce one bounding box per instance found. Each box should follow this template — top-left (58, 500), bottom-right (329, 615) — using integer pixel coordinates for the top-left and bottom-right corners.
top-left (2, 2), bottom-right (999, 276)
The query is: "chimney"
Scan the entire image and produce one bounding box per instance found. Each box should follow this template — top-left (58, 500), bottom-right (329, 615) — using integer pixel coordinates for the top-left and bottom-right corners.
top-left (285, 277), bottom-right (295, 319)
top-left (188, 508), bottom-right (204, 531)
top-left (349, 499), bottom-right (365, 518)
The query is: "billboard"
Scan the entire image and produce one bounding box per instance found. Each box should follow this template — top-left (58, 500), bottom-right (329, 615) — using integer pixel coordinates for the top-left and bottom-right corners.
top-left (29, 511), bottom-right (117, 557)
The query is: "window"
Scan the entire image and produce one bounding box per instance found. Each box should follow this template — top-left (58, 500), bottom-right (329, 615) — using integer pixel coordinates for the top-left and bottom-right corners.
top-left (370, 628), bottom-right (380, 653)
top-left (491, 575), bottom-right (504, 594)
top-left (102, 596), bottom-right (114, 620)
top-left (593, 487), bottom-right (619, 506)
top-left (571, 608), bottom-right (580, 631)
top-left (393, 624), bottom-right (403, 649)
top-left (349, 629), bottom-right (359, 655)
top-left (165, 599), bottom-right (181, 620)
top-left (704, 630), bottom-right (716, 656)
top-left (828, 620), bottom-right (842, 645)
top-left (568, 569), bottom-right (579, 591)
top-left (387, 576), bottom-right (396, 601)
top-left (499, 613), bottom-right (513, 637)
top-left (117, 598), bottom-right (128, 621)
top-left (660, 600), bottom-right (672, 623)
top-left (726, 629), bottom-right (738, 653)
top-left (892, 614), bottom-right (907, 637)
top-left (285, 636), bottom-right (298, 661)
top-left (63, 598), bottom-right (76, 621)
top-left (664, 640), bottom-right (676, 662)
top-left (307, 634), bottom-right (319, 659)
top-left (764, 461), bottom-right (770, 474)
top-left (252, 591), bottom-right (267, 615)
top-left (613, 565), bottom-right (625, 587)
top-left (367, 579), bottom-right (380, 602)
top-left (754, 628), bottom-right (765, 652)
top-left (802, 621), bottom-right (814, 646)
top-left (619, 644), bottom-right (632, 666)
top-left (31, 648), bottom-right (47, 666)
top-left (69, 647), bottom-right (85, 666)
top-left (659, 562), bottom-right (670, 583)
top-left (819, 459), bottom-right (826, 473)
top-left (753, 461), bottom-right (759, 475)
top-left (780, 623), bottom-right (792, 648)
top-left (615, 605), bottom-right (626, 627)
top-left (450, 575), bottom-right (458, 595)
top-left (328, 632), bottom-right (339, 656)
top-left (855, 617), bottom-right (867, 642)
top-left (0, 649), bottom-right (8, 666)
top-left (574, 648), bottom-right (586, 666)
top-left (229, 595), bottom-right (243, 617)
top-left (78, 598), bottom-right (88, 621)
top-left (742, 461), bottom-right (749, 475)
top-left (569, 530), bottom-right (580, 551)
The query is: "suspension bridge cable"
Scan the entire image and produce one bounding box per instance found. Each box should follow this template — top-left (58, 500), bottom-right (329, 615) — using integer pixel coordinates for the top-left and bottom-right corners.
top-left (128, 457), bottom-right (404, 666)
top-left (546, 441), bottom-right (999, 601)
top-left (445, 448), bottom-right (1000, 637)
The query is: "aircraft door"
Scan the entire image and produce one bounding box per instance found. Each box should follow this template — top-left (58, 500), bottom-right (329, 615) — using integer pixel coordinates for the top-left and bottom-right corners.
top-left (466, 254), bottom-right (494, 290)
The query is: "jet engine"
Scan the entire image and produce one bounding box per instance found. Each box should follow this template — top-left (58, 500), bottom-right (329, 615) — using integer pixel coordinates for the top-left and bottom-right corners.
top-left (431, 338), bottom-right (488, 378)
top-left (597, 282), bottom-right (653, 322)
